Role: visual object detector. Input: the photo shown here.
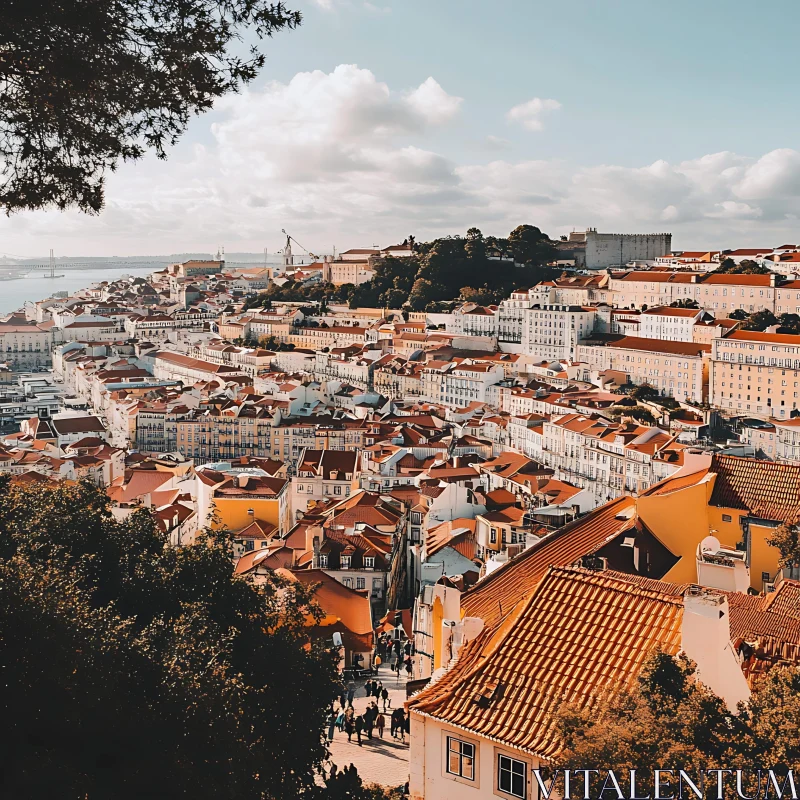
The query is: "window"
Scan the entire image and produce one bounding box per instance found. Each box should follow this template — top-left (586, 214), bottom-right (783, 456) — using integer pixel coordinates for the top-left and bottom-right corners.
top-left (447, 737), bottom-right (475, 780)
top-left (356, 577), bottom-right (365, 590)
top-left (722, 514), bottom-right (732, 523)
top-left (498, 754), bottom-right (526, 798)
top-left (364, 556), bottom-right (375, 569)
top-left (319, 554), bottom-right (328, 568)
top-left (490, 528), bottom-right (497, 544)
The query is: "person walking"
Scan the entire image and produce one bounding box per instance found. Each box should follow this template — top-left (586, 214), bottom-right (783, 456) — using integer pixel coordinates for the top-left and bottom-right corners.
top-left (373, 680), bottom-right (381, 700)
top-left (376, 711), bottom-right (385, 739)
top-left (344, 709), bottom-right (355, 743)
top-left (354, 714), bottom-right (364, 747)
top-left (364, 703), bottom-right (375, 739)
top-left (347, 683), bottom-right (355, 708)
top-left (390, 708), bottom-right (402, 739)
top-left (326, 711), bottom-right (336, 743)
top-left (381, 685), bottom-right (390, 711)
top-left (397, 708), bottom-right (407, 743)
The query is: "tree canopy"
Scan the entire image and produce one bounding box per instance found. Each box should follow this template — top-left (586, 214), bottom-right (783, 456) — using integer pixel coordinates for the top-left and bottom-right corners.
top-left (0, 0), bottom-right (301, 213)
top-left (0, 477), bottom-right (345, 799)
top-left (555, 650), bottom-right (800, 795)
top-left (715, 258), bottom-right (771, 275)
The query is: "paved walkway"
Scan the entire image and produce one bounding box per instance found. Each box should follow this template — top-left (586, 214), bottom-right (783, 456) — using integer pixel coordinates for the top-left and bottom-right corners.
top-left (326, 669), bottom-right (411, 789)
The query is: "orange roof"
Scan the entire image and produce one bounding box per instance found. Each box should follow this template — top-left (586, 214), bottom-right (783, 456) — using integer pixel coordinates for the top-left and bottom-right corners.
top-left (709, 454), bottom-right (800, 523)
top-left (606, 336), bottom-right (710, 357)
top-left (284, 569), bottom-right (373, 636)
top-left (459, 496), bottom-right (637, 629)
top-left (725, 330), bottom-right (800, 346)
top-left (408, 566), bottom-right (685, 759)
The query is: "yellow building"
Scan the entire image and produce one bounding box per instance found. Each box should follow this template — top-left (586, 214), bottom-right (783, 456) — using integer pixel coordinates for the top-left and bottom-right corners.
top-left (637, 453), bottom-right (800, 591)
top-left (206, 472), bottom-right (291, 535)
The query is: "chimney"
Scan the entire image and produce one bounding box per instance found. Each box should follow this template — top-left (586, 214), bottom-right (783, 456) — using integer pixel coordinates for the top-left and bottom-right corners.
top-left (680, 587), bottom-right (750, 710)
top-left (237, 473), bottom-right (249, 489)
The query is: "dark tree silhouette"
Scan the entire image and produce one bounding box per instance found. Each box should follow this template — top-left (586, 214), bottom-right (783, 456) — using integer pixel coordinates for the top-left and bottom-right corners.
top-left (0, 0), bottom-right (301, 213)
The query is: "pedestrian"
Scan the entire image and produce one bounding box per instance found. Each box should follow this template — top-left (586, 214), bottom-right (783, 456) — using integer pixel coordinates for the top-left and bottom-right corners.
top-left (405, 657), bottom-right (412, 677)
top-left (376, 711), bottom-right (385, 739)
top-left (390, 708), bottom-right (402, 738)
top-left (347, 683), bottom-right (355, 707)
top-left (339, 689), bottom-right (346, 709)
top-left (326, 711), bottom-right (336, 743)
top-left (381, 686), bottom-right (390, 710)
top-left (335, 708), bottom-right (345, 731)
top-left (375, 653), bottom-right (382, 671)
top-left (397, 709), bottom-right (406, 742)
top-left (364, 703), bottom-right (374, 739)
top-left (373, 681), bottom-right (381, 699)
top-left (354, 714), bottom-right (364, 746)
top-left (344, 711), bottom-right (355, 743)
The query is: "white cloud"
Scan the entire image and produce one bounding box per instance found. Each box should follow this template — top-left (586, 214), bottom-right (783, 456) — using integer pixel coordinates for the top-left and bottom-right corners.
top-left (507, 97), bottom-right (561, 131)
top-left (404, 77), bottom-right (463, 125)
top-left (4, 65), bottom-right (800, 256)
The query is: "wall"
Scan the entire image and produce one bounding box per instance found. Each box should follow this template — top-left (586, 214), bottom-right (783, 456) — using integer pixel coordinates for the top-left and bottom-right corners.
top-left (409, 715), bottom-right (541, 800)
top-left (585, 230), bottom-right (672, 269)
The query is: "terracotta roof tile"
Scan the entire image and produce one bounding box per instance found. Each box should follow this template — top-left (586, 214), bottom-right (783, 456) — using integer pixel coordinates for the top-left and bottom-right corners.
top-left (408, 566), bottom-right (685, 759)
top-left (709, 454), bottom-right (800, 523)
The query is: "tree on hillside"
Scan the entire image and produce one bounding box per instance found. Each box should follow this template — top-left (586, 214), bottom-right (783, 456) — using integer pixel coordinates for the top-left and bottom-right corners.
top-left (778, 313), bottom-right (800, 334)
top-left (0, 0), bottom-right (301, 213)
top-left (507, 224), bottom-right (557, 266)
top-left (0, 478), bottom-right (341, 798)
top-left (767, 523), bottom-right (800, 572)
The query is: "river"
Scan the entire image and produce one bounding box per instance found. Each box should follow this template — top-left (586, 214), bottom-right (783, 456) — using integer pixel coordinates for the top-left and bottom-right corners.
top-left (0, 265), bottom-right (165, 315)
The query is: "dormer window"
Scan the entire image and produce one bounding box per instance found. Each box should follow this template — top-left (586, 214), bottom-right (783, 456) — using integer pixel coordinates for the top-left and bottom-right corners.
top-left (341, 555), bottom-right (351, 569)
top-left (319, 554), bottom-right (328, 568)
top-left (364, 557), bottom-right (375, 569)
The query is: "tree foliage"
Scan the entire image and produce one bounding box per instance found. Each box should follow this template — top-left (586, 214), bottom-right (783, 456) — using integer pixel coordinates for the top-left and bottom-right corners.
top-left (715, 258), bottom-right (770, 275)
top-left (555, 650), bottom-right (800, 794)
top-left (0, 478), bottom-right (343, 799)
top-left (767, 523), bottom-right (800, 570)
top-left (0, 0), bottom-right (301, 213)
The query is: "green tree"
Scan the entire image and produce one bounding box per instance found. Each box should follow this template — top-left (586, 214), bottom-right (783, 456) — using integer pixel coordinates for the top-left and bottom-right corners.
top-left (767, 523), bottom-right (800, 571)
top-left (778, 313), bottom-right (800, 334)
top-left (465, 227), bottom-right (486, 262)
top-left (0, 0), bottom-right (301, 213)
top-left (743, 309), bottom-right (779, 331)
top-left (507, 224), bottom-right (557, 266)
top-left (670, 298), bottom-right (699, 309)
top-left (0, 479), bottom-right (340, 798)
top-left (715, 258), bottom-right (770, 275)
top-left (729, 309), bottom-right (750, 321)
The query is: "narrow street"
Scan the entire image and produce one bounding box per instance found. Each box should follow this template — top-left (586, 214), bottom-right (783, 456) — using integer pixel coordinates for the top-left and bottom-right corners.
top-left (326, 670), bottom-right (411, 789)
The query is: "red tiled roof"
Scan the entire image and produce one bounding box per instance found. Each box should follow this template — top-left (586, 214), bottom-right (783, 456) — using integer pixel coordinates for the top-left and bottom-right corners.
top-left (408, 566), bottom-right (685, 759)
top-left (459, 496), bottom-right (637, 629)
top-left (709, 454), bottom-right (800, 523)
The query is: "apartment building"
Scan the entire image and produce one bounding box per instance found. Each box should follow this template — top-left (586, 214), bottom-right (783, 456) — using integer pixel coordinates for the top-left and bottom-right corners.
top-left (520, 305), bottom-right (595, 361)
top-left (578, 336), bottom-right (709, 402)
top-left (0, 323), bottom-right (53, 370)
top-left (286, 324), bottom-right (366, 351)
top-left (709, 329), bottom-right (800, 419)
top-left (421, 361), bottom-right (505, 408)
top-left (639, 306), bottom-right (708, 341)
top-left (291, 449), bottom-right (359, 515)
top-left (152, 350), bottom-right (250, 385)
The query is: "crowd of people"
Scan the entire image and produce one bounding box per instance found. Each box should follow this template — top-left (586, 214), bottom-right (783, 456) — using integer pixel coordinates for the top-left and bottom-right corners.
top-left (326, 647), bottom-right (413, 748)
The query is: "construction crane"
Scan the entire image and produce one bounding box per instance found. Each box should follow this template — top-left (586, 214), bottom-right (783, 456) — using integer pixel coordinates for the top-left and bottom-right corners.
top-left (279, 229), bottom-right (319, 266)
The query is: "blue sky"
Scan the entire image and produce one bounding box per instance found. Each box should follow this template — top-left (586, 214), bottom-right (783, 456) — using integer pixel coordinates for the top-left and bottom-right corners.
top-left (4, 0), bottom-right (800, 256)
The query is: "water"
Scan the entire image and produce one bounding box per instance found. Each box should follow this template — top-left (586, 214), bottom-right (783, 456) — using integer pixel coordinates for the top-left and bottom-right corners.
top-left (0, 265), bottom-right (163, 315)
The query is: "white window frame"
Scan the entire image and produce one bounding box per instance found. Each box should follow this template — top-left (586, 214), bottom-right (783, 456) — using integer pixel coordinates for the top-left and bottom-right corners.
top-left (445, 735), bottom-right (476, 783)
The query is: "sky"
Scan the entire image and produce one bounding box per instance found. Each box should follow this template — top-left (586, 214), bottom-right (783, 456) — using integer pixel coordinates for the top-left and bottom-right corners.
top-left (4, 0), bottom-right (800, 257)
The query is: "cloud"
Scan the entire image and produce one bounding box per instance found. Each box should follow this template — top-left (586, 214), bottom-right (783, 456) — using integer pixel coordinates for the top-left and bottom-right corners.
top-left (483, 135), bottom-right (512, 151)
top-left (507, 97), bottom-right (561, 131)
top-left (404, 77), bottom-right (463, 125)
top-left (5, 64), bottom-right (800, 255)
